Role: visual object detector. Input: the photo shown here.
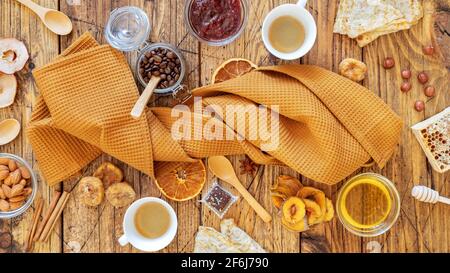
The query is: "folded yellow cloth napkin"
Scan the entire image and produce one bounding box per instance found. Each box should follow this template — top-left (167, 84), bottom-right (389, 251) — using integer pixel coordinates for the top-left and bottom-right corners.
top-left (27, 33), bottom-right (402, 186)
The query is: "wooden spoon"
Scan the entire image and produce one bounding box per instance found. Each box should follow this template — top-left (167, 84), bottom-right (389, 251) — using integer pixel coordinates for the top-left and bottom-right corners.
top-left (15, 0), bottom-right (72, 35)
top-left (208, 156), bottom-right (272, 223)
top-left (131, 76), bottom-right (161, 119)
top-left (0, 119), bottom-right (21, 146)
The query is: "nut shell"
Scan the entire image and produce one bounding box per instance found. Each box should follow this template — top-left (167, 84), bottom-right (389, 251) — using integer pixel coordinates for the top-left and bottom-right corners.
top-left (105, 182), bottom-right (136, 208)
top-left (78, 177), bottom-right (104, 207)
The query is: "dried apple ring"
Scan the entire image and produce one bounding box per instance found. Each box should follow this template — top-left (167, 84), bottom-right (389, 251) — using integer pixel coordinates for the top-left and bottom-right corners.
top-left (0, 39), bottom-right (29, 74)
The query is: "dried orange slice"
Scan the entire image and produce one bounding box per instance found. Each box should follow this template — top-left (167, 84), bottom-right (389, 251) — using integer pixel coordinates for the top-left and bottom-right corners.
top-left (212, 58), bottom-right (258, 84)
top-left (155, 161), bottom-right (206, 202)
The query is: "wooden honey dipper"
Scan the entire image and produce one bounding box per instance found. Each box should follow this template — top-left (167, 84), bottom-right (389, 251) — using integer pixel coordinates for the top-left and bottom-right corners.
top-left (412, 186), bottom-right (450, 205)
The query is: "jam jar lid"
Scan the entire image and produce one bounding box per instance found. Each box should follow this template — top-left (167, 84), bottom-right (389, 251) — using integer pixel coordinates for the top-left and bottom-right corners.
top-left (136, 42), bottom-right (187, 96)
top-left (105, 6), bottom-right (151, 52)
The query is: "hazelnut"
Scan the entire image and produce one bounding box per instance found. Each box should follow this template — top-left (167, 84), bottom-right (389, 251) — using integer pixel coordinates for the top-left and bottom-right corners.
top-left (423, 45), bottom-right (434, 56)
top-left (401, 69), bottom-right (412, 79)
top-left (383, 57), bottom-right (395, 69)
top-left (401, 82), bottom-right (412, 92)
top-left (424, 86), bottom-right (436, 98)
top-left (415, 100), bottom-right (425, 112)
top-left (417, 72), bottom-right (429, 84)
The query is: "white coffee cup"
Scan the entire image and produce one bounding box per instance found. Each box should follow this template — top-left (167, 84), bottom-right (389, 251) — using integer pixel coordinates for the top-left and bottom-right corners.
top-left (118, 197), bottom-right (178, 252)
top-left (262, 0), bottom-right (317, 60)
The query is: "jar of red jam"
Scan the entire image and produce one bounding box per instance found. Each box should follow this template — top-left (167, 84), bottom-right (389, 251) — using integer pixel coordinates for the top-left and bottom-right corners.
top-left (184, 0), bottom-right (249, 46)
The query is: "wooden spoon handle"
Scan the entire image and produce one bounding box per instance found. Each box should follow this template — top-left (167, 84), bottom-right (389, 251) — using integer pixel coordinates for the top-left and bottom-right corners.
top-left (131, 77), bottom-right (160, 119)
top-left (15, 0), bottom-right (48, 17)
top-left (231, 178), bottom-right (272, 223)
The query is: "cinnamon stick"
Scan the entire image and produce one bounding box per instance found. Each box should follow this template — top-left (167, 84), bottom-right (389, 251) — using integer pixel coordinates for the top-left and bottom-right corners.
top-left (41, 191), bottom-right (70, 242)
top-left (33, 191), bottom-right (62, 242)
top-left (25, 198), bottom-right (43, 252)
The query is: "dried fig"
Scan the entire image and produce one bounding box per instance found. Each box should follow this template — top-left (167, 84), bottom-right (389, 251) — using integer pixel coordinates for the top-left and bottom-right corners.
top-left (78, 177), bottom-right (104, 207)
top-left (93, 162), bottom-right (123, 188)
top-left (0, 199), bottom-right (9, 212)
top-left (339, 58), bottom-right (367, 82)
top-left (282, 217), bottom-right (309, 233)
top-left (282, 197), bottom-right (306, 224)
top-left (105, 182), bottom-right (136, 208)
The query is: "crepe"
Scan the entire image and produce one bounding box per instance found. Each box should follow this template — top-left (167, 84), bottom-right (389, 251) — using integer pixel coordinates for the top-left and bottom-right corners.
top-left (194, 219), bottom-right (266, 253)
top-left (334, 0), bottom-right (423, 47)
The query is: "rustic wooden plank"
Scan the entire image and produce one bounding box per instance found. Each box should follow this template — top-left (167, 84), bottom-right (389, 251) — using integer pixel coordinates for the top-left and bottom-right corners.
top-left (0, 0), bottom-right (61, 253)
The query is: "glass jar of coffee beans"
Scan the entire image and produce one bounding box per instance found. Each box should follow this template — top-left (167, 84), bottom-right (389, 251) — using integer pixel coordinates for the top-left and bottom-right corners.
top-left (136, 43), bottom-right (186, 95)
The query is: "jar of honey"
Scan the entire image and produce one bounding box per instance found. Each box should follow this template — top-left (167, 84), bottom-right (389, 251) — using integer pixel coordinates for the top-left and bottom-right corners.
top-left (336, 173), bottom-right (401, 237)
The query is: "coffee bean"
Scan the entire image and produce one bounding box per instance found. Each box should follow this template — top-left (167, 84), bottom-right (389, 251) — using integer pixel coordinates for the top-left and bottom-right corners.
top-left (175, 59), bottom-right (180, 65)
top-left (153, 55), bottom-right (162, 63)
top-left (160, 62), bottom-right (167, 69)
top-left (169, 80), bottom-right (175, 86)
top-left (152, 71), bottom-right (161, 76)
top-left (165, 68), bottom-right (171, 74)
top-left (167, 52), bottom-right (176, 59)
top-left (160, 74), bottom-right (167, 80)
top-left (147, 72), bottom-right (152, 78)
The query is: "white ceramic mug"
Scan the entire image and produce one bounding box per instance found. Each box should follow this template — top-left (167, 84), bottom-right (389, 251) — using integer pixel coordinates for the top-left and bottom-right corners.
top-left (118, 197), bottom-right (178, 252)
top-left (262, 0), bottom-right (317, 60)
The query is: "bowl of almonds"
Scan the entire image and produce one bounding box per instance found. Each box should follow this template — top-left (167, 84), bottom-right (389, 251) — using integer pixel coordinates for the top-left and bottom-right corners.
top-left (0, 153), bottom-right (36, 218)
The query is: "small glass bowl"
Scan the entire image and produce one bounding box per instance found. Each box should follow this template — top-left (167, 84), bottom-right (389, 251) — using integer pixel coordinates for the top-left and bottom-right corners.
top-left (336, 173), bottom-right (401, 237)
top-left (184, 0), bottom-right (249, 46)
top-left (135, 42), bottom-right (186, 95)
top-left (0, 153), bottom-right (37, 219)
top-left (105, 6), bottom-right (151, 52)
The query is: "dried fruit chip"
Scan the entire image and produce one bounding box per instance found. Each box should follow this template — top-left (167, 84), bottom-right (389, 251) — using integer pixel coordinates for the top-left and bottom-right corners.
top-left (339, 58), bottom-right (367, 82)
top-left (212, 58), bottom-right (258, 84)
top-left (324, 198), bottom-right (335, 222)
top-left (303, 198), bottom-right (324, 225)
top-left (282, 217), bottom-right (309, 233)
top-left (297, 187), bottom-right (326, 217)
top-left (78, 177), bottom-right (104, 207)
top-left (271, 192), bottom-right (287, 209)
top-left (105, 182), bottom-right (136, 208)
top-left (93, 162), bottom-right (123, 188)
top-left (0, 39), bottom-right (29, 74)
top-left (271, 175), bottom-right (303, 199)
top-left (282, 197), bottom-right (306, 224)
top-left (155, 161), bottom-right (206, 202)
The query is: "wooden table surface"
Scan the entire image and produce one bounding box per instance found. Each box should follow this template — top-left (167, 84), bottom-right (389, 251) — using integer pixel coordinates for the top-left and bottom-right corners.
top-left (0, 0), bottom-right (448, 253)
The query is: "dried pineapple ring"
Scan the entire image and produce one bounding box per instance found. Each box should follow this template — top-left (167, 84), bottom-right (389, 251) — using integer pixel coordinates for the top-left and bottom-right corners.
top-left (0, 39), bottom-right (29, 74)
top-left (271, 175), bottom-right (303, 198)
top-left (78, 177), bottom-right (104, 207)
top-left (282, 197), bottom-right (306, 224)
top-left (297, 187), bottom-right (326, 217)
top-left (93, 162), bottom-right (123, 189)
top-left (339, 58), bottom-right (367, 82)
top-left (324, 198), bottom-right (335, 222)
top-left (105, 182), bottom-right (136, 208)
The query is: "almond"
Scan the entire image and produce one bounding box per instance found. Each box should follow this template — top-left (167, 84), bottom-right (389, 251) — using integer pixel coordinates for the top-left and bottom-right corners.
top-left (0, 165), bottom-right (9, 180)
top-left (0, 158), bottom-right (9, 166)
top-left (2, 184), bottom-right (12, 198)
top-left (22, 187), bottom-right (32, 196)
top-left (0, 187), bottom-right (5, 199)
top-left (8, 195), bottom-right (25, 203)
top-left (0, 199), bottom-right (9, 212)
top-left (10, 184), bottom-right (24, 197)
top-left (9, 169), bottom-right (21, 185)
top-left (9, 201), bottom-right (24, 210)
top-left (3, 175), bottom-right (12, 186)
top-left (19, 166), bottom-right (31, 179)
top-left (8, 159), bottom-right (17, 172)
top-left (19, 179), bottom-right (27, 186)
